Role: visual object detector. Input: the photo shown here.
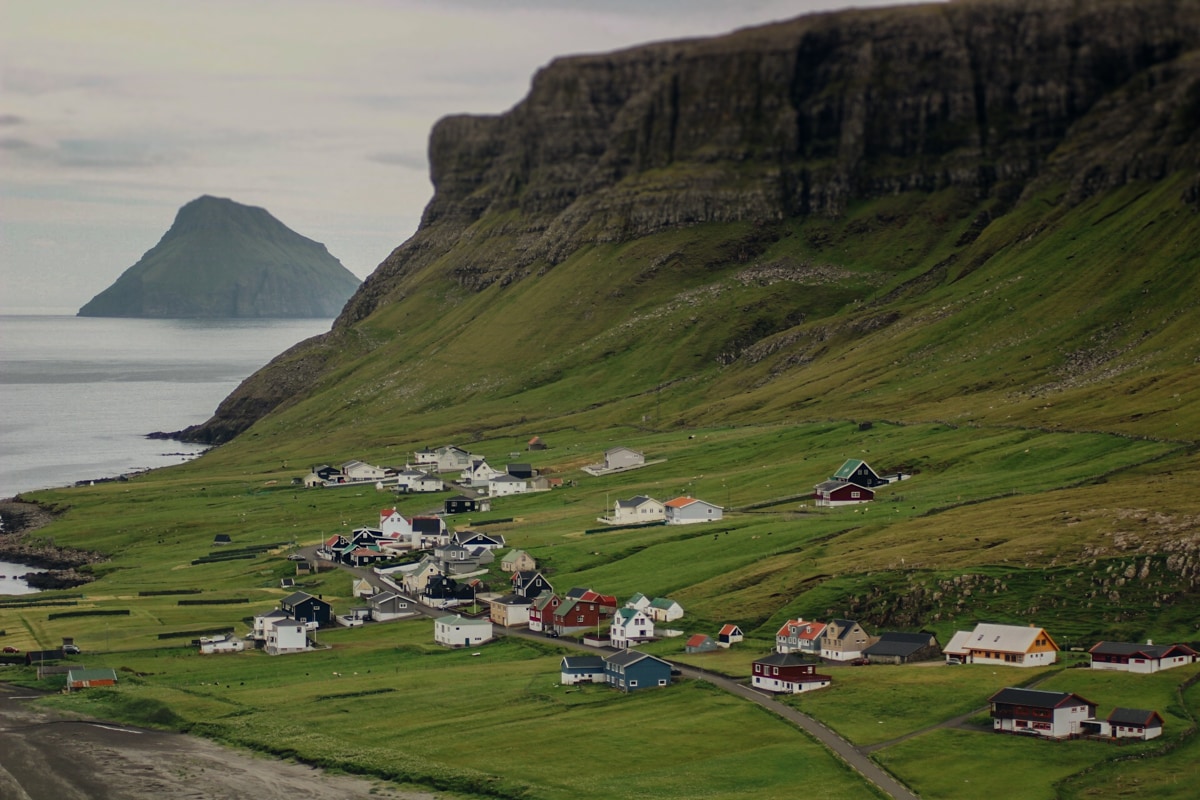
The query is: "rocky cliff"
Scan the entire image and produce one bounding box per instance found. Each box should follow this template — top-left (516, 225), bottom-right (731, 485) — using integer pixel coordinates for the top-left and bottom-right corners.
top-left (180, 0), bottom-right (1200, 443)
top-left (79, 196), bottom-right (361, 319)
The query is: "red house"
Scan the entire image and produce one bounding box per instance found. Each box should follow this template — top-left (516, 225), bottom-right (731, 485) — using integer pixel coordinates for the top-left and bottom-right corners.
top-left (751, 653), bottom-right (832, 693)
top-left (814, 480), bottom-right (874, 507)
top-left (552, 589), bottom-right (617, 635)
top-left (528, 593), bottom-right (562, 632)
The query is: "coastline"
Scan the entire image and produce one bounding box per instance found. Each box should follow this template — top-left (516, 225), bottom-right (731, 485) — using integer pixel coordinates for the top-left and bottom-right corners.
top-left (0, 500), bottom-right (98, 590)
top-left (0, 682), bottom-right (433, 800)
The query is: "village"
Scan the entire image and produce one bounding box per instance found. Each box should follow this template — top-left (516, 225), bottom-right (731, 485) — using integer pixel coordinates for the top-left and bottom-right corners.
top-left (163, 442), bottom-right (1197, 746)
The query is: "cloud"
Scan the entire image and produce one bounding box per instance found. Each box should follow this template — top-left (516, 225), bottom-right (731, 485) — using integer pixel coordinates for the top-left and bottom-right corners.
top-left (0, 114), bottom-right (25, 125)
top-left (366, 151), bottom-right (430, 170)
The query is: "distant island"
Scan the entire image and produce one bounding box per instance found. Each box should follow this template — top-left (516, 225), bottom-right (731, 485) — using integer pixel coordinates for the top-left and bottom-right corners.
top-left (78, 195), bottom-right (362, 318)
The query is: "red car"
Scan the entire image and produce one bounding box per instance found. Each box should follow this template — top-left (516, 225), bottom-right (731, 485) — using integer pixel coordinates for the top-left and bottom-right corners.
top-left (2, 646), bottom-right (19, 654)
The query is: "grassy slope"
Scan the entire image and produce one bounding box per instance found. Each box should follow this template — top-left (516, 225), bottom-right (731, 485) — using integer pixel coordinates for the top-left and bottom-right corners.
top-left (5, 172), bottom-right (1200, 797)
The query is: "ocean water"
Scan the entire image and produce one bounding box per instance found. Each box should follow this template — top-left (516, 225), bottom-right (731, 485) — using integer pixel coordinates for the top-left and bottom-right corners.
top-left (0, 315), bottom-right (334, 498)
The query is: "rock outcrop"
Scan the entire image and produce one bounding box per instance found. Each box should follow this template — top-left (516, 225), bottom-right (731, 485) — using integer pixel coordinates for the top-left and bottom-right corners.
top-left (79, 196), bottom-right (361, 319)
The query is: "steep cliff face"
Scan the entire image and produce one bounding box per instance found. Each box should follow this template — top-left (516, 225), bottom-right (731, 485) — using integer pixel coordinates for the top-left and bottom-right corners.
top-left (79, 196), bottom-right (361, 319)
top-left (183, 0), bottom-right (1200, 443)
top-left (339, 0), bottom-right (1199, 323)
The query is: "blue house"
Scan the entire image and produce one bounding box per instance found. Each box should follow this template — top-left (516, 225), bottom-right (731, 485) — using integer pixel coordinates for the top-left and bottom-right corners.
top-left (603, 650), bottom-right (673, 692)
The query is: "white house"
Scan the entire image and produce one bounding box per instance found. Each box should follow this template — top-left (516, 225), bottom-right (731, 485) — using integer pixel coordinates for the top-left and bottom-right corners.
top-left (342, 460), bottom-right (388, 482)
top-left (434, 614), bottom-right (494, 648)
top-left (560, 655), bottom-right (606, 685)
top-left (461, 458), bottom-right (504, 488)
top-left (646, 597), bottom-right (684, 623)
top-left (199, 634), bottom-right (245, 655)
top-left (252, 609), bottom-right (291, 640)
top-left (1088, 641), bottom-right (1197, 673)
top-left (264, 618), bottom-right (309, 655)
top-left (989, 688), bottom-right (1096, 738)
top-left (625, 592), bottom-right (651, 611)
top-left (1089, 708), bottom-right (1165, 740)
top-left (394, 469), bottom-right (444, 493)
top-left (610, 607), bottom-right (655, 648)
top-left (605, 447), bottom-right (645, 470)
top-left (488, 474), bottom-right (529, 496)
top-left (608, 496), bottom-right (666, 524)
top-left (949, 622), bottom-right (1059, 667)
top-left (414, 445), bottom-right (476, 473)
top-left (664, 497), bottom-right (724, 524)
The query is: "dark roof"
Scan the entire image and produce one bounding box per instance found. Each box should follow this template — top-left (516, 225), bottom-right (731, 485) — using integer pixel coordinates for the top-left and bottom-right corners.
top-left (1089, 641), bottom-right (1197, 658)
top-left (826, 619), bottom-right (861, 638)
top-left (411, 517), bottom-right (443, 533)
top-left (1106, 707), bottom-right (1164, 727)
top-left (864, 632), bottom-right (936, 657)
top-left (753, 652), bottom-right (816, 668)
top-left (281, 591), bottom-right (319, 606)
top-left (989, 688), bottom-right (1094, 709)
top-left (604, 650), bottom-right (669, 669)
top-left (561, 655), bottom-right (606, 670)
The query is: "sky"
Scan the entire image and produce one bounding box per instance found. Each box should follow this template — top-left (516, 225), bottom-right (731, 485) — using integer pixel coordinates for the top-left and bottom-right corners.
top-left (1, 0), bottom-right (918, 315)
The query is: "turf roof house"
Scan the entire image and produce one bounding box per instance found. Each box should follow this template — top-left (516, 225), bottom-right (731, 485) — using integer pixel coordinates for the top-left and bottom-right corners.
top-left (988, 688), bottom-right (1096, 738)
top-left (944, 622), bottom-right (1059, 667)
top-left (751, 653), bottom-right (832, 694)
top-left (1088, 641), bottom-right (1198, 673)
top-left (776, 619), bottom-right (826, 655)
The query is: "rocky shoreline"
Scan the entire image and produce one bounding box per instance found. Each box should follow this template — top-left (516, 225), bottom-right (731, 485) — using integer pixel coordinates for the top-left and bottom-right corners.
top-left (0, 499), bottom-right (102, 589)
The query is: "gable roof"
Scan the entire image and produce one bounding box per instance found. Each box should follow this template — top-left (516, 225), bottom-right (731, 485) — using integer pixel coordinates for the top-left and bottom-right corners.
top-left (754, 652), bottom-right (816, 668)
top-left (604, 649), bottom-right (668, 668)
top-left (561, 655), bottom-right (605, 670)
top-left (833, 459), bottom-right (878, 480)
top-left (1106, 707), bottom-right (1165, 727)
top-left (864, 632), bottom-right (935, 658)
top-left (944, 630), bottom-right (973, 655)
top-left (281, 591), bottom-right (325, 607)
top-left (686, 634), bottom-right (713, 647)
top-left (777, 619), bottom-right (826, 640)
top-left (649, 597), bottom-right (680, 610)
top-left (1089, 641), bottom-right (1197, 659)
top-left (988, 688), bottom-right (1094, 709)
top-left (68, 668), bottom-right (118, 683)
top-left (718, 624), bottom-right (743, 636)
top-left (967, 623), bottom-right (1057, 653)
top-left (825, 619), bottom-right (863, 638)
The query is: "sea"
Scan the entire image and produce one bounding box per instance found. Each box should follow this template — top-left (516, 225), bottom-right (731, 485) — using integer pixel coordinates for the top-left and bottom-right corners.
top-left (0, 315), bottom-right (333, 499)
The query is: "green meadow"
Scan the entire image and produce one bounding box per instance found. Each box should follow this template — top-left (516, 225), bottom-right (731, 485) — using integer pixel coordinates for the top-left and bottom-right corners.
top-left (4, 417), bottom-right (1199, 799)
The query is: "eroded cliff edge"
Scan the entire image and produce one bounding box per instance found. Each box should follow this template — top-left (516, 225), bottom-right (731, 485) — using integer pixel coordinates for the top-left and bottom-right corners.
top-left (177, 0), bottom-right (1200, 444)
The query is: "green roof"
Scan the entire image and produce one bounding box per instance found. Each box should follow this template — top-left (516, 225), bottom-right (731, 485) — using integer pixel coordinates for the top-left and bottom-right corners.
top-left (68, 668), bottom-right (118, 683)
top-left (832, 459), bottom-right (867, 479)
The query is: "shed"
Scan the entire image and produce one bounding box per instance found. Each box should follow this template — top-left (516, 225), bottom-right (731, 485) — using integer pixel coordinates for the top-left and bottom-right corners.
top-left (67, 668), bottom-right (118, 690)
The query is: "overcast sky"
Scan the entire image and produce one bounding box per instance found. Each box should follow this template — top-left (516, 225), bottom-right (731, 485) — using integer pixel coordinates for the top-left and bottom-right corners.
top-left (2, 0), bottom-right (918, 315)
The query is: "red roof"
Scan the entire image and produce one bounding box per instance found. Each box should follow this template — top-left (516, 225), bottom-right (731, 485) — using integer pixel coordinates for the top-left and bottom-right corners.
top-left (686, 634), bottom-right (710, 647)
top-left (664, 497), bottom-right (696, 508)
top-left (325, 535), bottom-right (341, 547)
top-left (719, 624), bottom-right (742, 636)
top-left (776, 619), bottom-right (825, 640)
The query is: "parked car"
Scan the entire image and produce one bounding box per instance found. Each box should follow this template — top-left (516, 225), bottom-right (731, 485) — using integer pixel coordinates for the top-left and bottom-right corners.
top-left (63, 644), bottom-right (81, 655)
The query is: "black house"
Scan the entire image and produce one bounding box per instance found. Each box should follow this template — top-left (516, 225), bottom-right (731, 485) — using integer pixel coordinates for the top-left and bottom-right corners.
top-left (507, 463), bottom-right (536, 479)
top-left (511, 570), bottom-right (553, 599)
top-left (280, 591), bottom-right (334, 627)
top-left (443, 495), bottom-right (489, 515)
top-left (423, 576), bottom-right (479, 606)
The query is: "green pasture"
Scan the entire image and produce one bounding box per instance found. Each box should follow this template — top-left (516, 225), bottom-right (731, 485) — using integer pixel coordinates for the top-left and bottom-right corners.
top-left (796, 662), bottom-right (1060, 745)
top-left (32, 624), bottom-right (879, 800)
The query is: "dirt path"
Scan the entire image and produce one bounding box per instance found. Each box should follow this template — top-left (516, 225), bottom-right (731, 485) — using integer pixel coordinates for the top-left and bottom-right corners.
top-left (0, 683), bottom-right (434, 800)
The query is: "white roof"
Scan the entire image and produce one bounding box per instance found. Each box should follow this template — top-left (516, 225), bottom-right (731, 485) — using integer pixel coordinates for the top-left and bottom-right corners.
top-left (944, 630), bottom-right (973, 655)
top-left (966, 623), bottom-right (1047, 653)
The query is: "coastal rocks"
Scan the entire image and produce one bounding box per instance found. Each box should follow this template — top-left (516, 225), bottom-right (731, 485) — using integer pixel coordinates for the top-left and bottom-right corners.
top-left (0, 500), bottom-right (102, 590)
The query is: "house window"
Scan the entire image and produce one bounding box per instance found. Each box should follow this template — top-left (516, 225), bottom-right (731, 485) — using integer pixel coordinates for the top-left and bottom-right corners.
top-left (851, 492), bottom-right (860, 498)
top-left (577, 615), bottom-right (584, 622)
top-left (629, 680), bottom-right (638, 687)
top-left (658, 679), bottom-right (668, 686)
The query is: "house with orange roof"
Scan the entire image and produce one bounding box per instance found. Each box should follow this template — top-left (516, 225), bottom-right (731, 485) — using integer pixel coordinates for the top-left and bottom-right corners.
top-left (949, 622), bottom-right (1059, 667)
top-left (775, 619), bottom-right (826, 655)
top-left (717, 624), bottom-right (743, 647)
top-left (685, 634), bottom-right (719, 653)
top-left (664, 496), bottom-right (724, 524)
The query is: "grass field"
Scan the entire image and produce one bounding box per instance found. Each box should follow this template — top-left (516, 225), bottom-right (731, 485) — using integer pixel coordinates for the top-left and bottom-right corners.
top-left (4, 417), bottom-right (1199, 799)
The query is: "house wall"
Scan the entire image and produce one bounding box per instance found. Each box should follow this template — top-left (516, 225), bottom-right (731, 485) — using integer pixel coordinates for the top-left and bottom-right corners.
top-left (1113, 722), bottom-right (1161, 740)
top-left (605, 449), bottom-right (644, 470)
top-left (435, 620), bottom-right (493, 647)
top-left (1091, 654), bottom-right (1192, 674)
top-left (970, 648), bottom-right (1057, 668)
top-left (993, 703), bottom-right (1092, 738)
top-left (561, 667), bottom-right (605, 685)
top-left (752, 674), bottom-right (830, 693)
